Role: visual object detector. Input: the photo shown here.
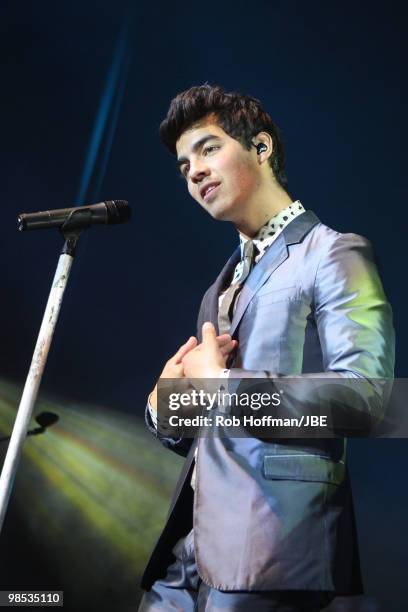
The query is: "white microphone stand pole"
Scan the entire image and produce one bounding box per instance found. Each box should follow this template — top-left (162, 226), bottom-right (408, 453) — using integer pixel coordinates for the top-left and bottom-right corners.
top-left (0, 216), bottom-right (88, 533)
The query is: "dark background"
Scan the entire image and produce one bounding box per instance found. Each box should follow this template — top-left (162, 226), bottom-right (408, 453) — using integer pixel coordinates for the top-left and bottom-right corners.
top-left (0, 1), bottom-right (406, 610)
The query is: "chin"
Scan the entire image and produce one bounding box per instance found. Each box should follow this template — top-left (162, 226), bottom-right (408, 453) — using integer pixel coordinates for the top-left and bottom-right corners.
top-left (207, 199), bottom-right (238, 222)
top-left (208, 208), bottom-right (233, 222)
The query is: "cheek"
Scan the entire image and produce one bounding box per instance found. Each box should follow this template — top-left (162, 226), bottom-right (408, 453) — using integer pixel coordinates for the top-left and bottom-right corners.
top-left (188, 181), bottom-right (199, 202)
top-left (224, 158), bottom-right (258, 197)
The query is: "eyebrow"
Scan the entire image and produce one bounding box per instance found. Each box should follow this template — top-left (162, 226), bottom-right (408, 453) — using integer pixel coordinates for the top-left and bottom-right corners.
top-left (176, 135), bottom-right (221, 168)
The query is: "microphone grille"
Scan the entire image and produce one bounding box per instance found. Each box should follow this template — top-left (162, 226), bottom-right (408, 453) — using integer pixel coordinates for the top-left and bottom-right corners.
top-left (105, 200), bottom-right (131, 225)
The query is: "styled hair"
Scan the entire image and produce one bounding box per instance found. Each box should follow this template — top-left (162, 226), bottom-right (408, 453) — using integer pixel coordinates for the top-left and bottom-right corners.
top-left (159, 84), bottom-right (288, 190)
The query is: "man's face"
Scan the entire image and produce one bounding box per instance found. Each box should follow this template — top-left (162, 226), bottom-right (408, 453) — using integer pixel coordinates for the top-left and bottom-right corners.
top-left (175, 116), bottom-right (261, 223)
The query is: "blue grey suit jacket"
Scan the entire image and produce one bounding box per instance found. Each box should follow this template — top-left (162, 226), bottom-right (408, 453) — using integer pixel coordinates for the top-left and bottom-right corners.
top-left (141, 210), bottom-right (395, 595)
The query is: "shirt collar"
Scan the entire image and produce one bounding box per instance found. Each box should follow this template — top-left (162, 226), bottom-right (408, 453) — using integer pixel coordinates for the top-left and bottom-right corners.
top-left (239, 200), bottom-right (305, 259)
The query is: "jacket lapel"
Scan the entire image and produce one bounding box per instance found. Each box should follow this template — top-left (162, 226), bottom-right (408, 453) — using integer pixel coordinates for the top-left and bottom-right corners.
top-left (229, 235), bottom-right (288, 337)
top-left (229, 210), bottom-right (320, 338)
top-left (199, 210), bottom-right (320, 338)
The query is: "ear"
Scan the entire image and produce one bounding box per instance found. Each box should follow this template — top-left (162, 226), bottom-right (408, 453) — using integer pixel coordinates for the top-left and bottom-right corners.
top-left (252, 132), bottom-right (273, 164)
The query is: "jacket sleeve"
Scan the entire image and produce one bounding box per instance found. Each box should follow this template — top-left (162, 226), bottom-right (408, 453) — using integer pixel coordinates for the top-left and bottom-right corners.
top-left (144, 400), bottom-right (194, 457)
top-left (228, 233), bottom-right (395, 434)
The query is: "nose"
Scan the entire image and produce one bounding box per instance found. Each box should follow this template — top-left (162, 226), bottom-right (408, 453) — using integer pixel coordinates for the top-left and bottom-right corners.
top-left (190, 157), bottom-right (210, 184)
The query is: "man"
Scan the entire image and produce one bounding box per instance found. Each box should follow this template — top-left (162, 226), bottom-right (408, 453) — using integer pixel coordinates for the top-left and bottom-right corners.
top-left (138, 85), bottom-right (394, 611)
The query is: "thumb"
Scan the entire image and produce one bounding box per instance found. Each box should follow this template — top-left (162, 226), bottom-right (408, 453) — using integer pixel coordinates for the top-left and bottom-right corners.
top-left (202, 322), bottom-right (217, 344)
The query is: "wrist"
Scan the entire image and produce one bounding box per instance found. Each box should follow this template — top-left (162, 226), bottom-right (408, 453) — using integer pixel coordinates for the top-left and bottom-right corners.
top-left (149, 388), bottom-right (158, 412)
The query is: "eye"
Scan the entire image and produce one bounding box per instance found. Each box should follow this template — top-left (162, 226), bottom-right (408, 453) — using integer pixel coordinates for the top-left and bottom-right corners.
top-left (179, 164), bottom-right (189, 179)
top-left (203, 145), bottom-right (219, 156)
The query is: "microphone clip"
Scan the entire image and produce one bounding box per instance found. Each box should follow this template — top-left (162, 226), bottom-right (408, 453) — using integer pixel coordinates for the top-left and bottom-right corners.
top-left (61, 209), bottom-right (92, 257)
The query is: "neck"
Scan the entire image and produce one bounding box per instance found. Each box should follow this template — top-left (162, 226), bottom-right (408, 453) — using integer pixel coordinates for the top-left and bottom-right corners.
top-left (233, 179), bottom-right (293, 237)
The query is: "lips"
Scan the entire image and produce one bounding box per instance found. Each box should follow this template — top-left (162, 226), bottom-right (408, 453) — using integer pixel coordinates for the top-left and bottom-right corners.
top-left (200, 182), bottom-right (220, 201)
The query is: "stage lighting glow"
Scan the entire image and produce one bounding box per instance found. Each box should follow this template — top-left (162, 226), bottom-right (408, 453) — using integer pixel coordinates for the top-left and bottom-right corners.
top-left (0, 379), bottom-right (182, 595)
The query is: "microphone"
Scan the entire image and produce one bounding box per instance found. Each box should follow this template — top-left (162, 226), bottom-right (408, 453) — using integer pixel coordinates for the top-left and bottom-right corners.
top-left (17, 200), bottom-right (131, 232)
top-left (35, 411), bottom-right (59, 429)
top-left (27, 412), bottom-right (60, 436)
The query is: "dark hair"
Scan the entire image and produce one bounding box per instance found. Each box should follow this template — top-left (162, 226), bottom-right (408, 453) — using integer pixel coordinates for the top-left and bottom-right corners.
top-left (159, 84), bottom-right (288, 190)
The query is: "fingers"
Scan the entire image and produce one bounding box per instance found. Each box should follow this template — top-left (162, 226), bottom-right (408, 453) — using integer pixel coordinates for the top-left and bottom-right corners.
top-left (167, 326), bottom-right (237, 371)
top-left (202, 321), bottom-right (217, 343)
top-left (219, 339), bottom-right (238, 357)
top-left (216, 333), bottom-right (233, 347)
top-left (215, 329), bottom-right (238, 356)
top-left (171, 336), bottom-right (197, 365)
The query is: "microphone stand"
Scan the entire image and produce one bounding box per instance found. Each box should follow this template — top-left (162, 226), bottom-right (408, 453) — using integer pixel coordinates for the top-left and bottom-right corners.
top-left (0, 210), bottom-right (91, 533)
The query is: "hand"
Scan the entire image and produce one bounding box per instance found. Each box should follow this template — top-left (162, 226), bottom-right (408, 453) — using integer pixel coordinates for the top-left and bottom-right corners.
top-left (149, 331), bottom-right (237, 410)
top-left (160, 336), bottom-right (198, 380)
top-left (182, 322), bottom-right (236, 379)
top-left (149, 336), bottom-right (197, 411)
